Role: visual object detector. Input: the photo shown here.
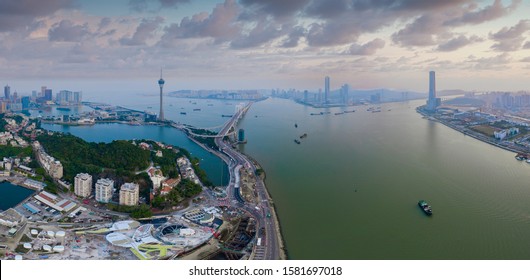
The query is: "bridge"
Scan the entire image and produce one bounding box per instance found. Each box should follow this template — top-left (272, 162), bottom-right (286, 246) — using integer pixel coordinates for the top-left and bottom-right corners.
top-left (169, 102), bottom-right (252, 139)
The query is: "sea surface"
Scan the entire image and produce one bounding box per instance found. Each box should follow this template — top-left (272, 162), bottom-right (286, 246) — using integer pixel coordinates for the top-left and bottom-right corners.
top-left (0, 181), bottom-right (35, 211)
top-left (42, 93), bottom-right (530, 259)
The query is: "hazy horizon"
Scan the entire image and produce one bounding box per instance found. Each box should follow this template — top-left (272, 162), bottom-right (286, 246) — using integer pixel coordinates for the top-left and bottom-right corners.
top-left (1, 0), bottom-right (530, 93)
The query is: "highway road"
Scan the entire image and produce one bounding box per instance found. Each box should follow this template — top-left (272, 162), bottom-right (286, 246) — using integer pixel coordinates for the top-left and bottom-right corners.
top-left (213, 103), bottom-right (281, 260)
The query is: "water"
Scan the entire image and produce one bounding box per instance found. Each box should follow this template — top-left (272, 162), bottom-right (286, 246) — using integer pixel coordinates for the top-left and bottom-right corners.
top-left (238, 98), bottom-right (530, 259)
top-left (0, 181), bottom-right (35, 211)
top-left (42, 123), bottom-right (229, 186)
top-left (41, 94), bottom-right (530, 259)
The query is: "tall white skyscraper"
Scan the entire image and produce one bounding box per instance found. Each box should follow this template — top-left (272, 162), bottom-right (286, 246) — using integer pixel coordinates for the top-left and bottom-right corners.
top-left (74, 173), bottom-right (93, 198)
top-left (426, 71), bottom-right (440, 111)
top-left (95, 178), bottom-right (114, 203)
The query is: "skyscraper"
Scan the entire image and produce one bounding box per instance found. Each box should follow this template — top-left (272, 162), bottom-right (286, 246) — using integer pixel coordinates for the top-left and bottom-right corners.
top-left (158, 69), bottom-right (165, 121)
top-left (4, 85), bottom-right (10, 100)
top-left (426, 71), bottom-right (440, 111)
top-left (324, 76), bottom-right (330, 104)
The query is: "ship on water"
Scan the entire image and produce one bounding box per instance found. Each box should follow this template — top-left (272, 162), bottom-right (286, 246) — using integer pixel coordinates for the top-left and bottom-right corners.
top-left (418, 200), bottom-right (433, 216)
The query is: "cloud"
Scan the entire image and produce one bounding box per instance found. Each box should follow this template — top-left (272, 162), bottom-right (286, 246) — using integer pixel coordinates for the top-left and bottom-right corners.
top-left (280, 26), bottom-right (306, 48)
top-left (129, 0), bottom-right (189, 12)
top-left (446, 0), bottom-right (521, 26)
top-left (392, 0), bottom-right (521, 47)
top-left (520, 56), bottom-right (530, 62)
top-left (48, 20), bottom-right (91, 42)
top-left (230, 20), bottom-right (286, 49)
top-left (345, 38), bottom-right (385, 55)
top-left (0, 0), bottom-right (74, 32)
top-left (304, 0), bottom-right (350, 19)
top-left (466, 53), bottom-right (511, 70)
top-left (524, 41), bottom-right (530, 49)
top-left (239, 0), bottom-right (310, 19)
top-left (489, 20), bottom-right (530, 51)
top-left (159, 0), bottom-right (190, 8)
top-left (437, 35), bottom-right (482, 52)
top-left (120, 17), bottom-right (164, 46)
top-left (159, 0), bottom-right (240, 47)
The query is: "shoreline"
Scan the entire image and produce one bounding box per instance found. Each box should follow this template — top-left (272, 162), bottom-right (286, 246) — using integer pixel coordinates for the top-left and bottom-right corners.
top-left (180, 129), bottom-right (287, 259)
top-left (416, 107), bottom-right (526, 155)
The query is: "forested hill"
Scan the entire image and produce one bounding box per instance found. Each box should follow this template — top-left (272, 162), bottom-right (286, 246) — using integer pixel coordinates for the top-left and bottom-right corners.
top-left (37, 133), bottom-right (151, 181)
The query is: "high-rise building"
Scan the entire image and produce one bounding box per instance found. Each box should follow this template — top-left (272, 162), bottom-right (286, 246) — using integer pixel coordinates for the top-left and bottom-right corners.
top-left (40, 86), bottom-right (46, 97)
top-left (21, 96), bottom-right (30, 109)
top-left (4, 85), bottom-right (10, 100)
top-left (426, 71), bottom-right (440, 111)
top-left (158, 69), bottom-right (165, 121)
top-left (44, 89), bottom-right (53, 101)
top-left (119, 183), bottom-right (139, 206)
top-left (341, 84), bottom-right (349, 104)
top-left (73, 91), bottom-right (82, 105)
top-left (303, 90), bottom-right (309, 103)
top-left (324, 76), bottom-right (330, 104)
top-left (95, 178), bottom-right (114, 203)
top-left (74, 173), bottom-right (93, 198)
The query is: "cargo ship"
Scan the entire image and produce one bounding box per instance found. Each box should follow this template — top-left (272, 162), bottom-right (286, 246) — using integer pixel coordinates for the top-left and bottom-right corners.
top-left (294, 139), bottom-right (301, 144)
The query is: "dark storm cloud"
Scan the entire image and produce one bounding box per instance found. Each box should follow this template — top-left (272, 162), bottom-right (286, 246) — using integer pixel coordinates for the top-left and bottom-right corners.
top-left (437, 35), bottom-right (482, 52)
top-left (159, 0), bottom-right (240, 47)
top-left (0, 0), bottom-right (74, 32)
top-left (489, 20), bottom-right (530, 52)
top-left (48, 20), bottom-right (91, 42)
top-left (120, 17), bottom-right (164, 46)
top-left (346, 38), bottom-right (385, 55)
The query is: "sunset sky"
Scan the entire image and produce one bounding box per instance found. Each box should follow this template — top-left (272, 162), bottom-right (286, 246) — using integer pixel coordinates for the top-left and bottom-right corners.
top-left (1, 0), bottom-right (529, 94)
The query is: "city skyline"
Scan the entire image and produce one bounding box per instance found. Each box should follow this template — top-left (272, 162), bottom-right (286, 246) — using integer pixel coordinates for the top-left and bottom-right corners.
top-left (0, 0), bottom-right (530, 94)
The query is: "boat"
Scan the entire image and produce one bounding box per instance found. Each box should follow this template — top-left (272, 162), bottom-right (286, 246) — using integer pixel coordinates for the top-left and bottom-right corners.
top-left (147, 106), bottom-right (152, 109)
top-left (344, 110), bottom-right (355, 113)
top-left (222, 114), bottom-right (233, 118)
top-left (372, 109), bottom-right (381, 113)
top-left (295, 123), bottom-right (298, 128)
top-left (418, 200), bottom-right (432, 216)
top-left (334, 112), bottom-right (344, 115)
top-left (300, 133), bottom-right (307, 139)
top-left (207, 104), bottom-right (214, 106)
top-left (193, 109), bottom-right (201, 111)
top-left (294, 139), bottom-right (301, 144)
top-left (56, 107), bottom-right (71, 111)
top-left (180, 112), bottom-right (187, 115)
top-left (515, 153), bottom-right (528, 161)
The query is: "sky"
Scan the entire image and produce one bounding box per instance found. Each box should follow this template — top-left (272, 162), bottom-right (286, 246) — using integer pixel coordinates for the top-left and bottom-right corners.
top-left (0, 0), bottom-right (529, 94)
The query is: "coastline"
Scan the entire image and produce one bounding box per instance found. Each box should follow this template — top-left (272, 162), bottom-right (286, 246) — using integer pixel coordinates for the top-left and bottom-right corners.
top-left (180, 128), bottom-right (287, 260)
top-left (416, 107), bottom-right (525, 155)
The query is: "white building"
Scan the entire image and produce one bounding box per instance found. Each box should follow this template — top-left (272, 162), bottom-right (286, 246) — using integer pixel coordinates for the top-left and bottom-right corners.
top-left (119, 183), bottom-right (139, 206)
top-left (74, 173), bottom-right (92, 198)
top-left (95, 178), bottom-right (114, 203)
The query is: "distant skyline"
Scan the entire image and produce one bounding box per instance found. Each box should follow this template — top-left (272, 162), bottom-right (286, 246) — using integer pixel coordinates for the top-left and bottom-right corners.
top-left (1, 0), bottom-right (530, 94)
